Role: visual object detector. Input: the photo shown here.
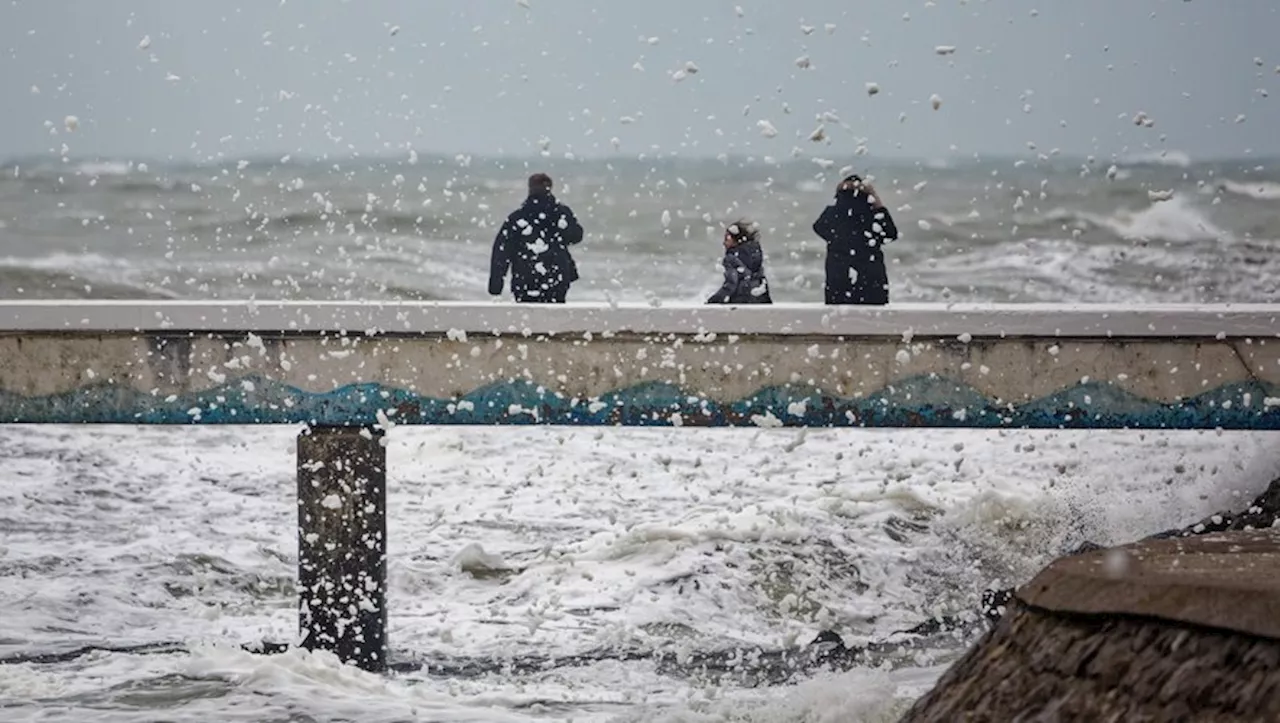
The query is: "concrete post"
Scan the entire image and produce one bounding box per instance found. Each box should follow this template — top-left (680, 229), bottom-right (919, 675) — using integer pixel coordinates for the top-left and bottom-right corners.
top-left (296, 426), bottom-right (387, 672)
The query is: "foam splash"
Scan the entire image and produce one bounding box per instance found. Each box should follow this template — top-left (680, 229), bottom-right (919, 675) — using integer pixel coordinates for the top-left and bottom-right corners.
top-left (616, 667), bottom-right (926, 722)
top-left (182, 645), bottom-right (538, 722)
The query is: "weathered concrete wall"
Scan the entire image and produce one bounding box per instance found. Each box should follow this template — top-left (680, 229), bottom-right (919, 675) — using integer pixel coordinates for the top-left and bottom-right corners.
top-left (900, 528), bottom-right (1280, 721)
top-left (0, 302), bottom-right (1275, 428)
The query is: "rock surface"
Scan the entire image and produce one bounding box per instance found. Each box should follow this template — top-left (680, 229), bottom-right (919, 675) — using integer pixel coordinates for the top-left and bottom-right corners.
top-left (905, 477), bottom-right (1280, 721)
top-left (899, 597), bottom-right (1280, 722)
top-left (980, 476), bottom-right (1280, 623)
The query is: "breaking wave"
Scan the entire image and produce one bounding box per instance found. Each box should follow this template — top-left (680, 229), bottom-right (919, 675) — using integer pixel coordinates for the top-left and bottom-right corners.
top-left (1117, 149), bottom-right (1192, 168)
top-left (1218, 179), bottom-right (1280, 202)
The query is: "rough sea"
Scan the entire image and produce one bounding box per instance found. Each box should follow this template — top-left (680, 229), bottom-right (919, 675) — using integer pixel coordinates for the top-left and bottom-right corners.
top-left (1, 153), bottom-right (1279, 721)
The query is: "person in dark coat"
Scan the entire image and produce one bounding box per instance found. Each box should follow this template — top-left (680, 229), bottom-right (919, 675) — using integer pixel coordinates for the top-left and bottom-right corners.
top-left (488, 173), bottom-right (584, 303)
top-left (812, 174), bottom-right (899, 305)
top-left (706, 219), bottom-right (773, 304)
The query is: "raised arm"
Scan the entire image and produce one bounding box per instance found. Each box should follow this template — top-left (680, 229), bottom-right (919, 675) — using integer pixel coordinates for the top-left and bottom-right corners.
top-left (870, 206), bottom-right (899, 243)
top-left (488, 221), bottom-right (511, 296)
top-left (706, 257), bottom-right (741, 304)
top-left (812, 204), bottom-right (841, 243)
top-left (558, 205), bottom-right (584, 246)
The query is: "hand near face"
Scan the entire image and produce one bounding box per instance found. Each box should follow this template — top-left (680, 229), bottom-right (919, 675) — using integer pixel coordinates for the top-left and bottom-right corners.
top-left (839, 177), bottom-right (883, 209)
top-left (862, 183), bottom-right (884, 209)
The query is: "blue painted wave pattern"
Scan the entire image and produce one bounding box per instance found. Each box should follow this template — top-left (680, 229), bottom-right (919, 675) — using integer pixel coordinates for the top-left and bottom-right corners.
top-left (0, 374), bottom-right (1276, 430)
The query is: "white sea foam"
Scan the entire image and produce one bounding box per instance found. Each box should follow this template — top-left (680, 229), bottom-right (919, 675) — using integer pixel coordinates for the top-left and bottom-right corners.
top-left (0, 424), bottom-right (1275, 721)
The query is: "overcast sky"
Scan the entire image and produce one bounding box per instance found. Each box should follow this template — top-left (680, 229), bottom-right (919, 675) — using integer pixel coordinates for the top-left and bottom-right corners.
top-left (2, 0), bottom-right (1277, 162)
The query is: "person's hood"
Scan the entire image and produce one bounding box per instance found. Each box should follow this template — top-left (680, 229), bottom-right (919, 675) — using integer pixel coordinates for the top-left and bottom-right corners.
top-left (728, 239), bottom-right (765, 273)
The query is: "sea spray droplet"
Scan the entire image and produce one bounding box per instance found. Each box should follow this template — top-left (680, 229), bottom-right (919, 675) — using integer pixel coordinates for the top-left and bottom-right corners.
top-left (1103, 548), bottom-right (1132, 578)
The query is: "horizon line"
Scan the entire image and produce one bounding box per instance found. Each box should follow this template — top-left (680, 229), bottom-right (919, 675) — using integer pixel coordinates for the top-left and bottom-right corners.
top-left (4, 149), bottom-right (1271, 169)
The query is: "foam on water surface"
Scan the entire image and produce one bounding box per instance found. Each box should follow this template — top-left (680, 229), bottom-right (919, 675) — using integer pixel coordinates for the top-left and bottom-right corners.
top-left (1, 424), bottom-right (1277, 721)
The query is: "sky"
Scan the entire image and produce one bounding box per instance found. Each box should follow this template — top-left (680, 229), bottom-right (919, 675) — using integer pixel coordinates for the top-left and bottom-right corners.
top-left (2, 0), bottom-right (1278, 163)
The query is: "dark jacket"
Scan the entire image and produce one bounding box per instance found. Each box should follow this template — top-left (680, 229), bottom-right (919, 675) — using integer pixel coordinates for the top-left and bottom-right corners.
top-left (489, 191), bottom-right (584, 302)
top-left (813, 190), bottom-right (899, 305)
top-left (706, 239), bottom-right (772, 304)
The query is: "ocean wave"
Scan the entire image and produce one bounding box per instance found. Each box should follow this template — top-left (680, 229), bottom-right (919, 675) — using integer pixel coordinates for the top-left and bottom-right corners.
top-left (1117, 149), bottom-right (1192, 168)
top-left (0, 253), bottom-right (175, 299)
top-left (0, 250), bottom-right (129, 273)
top-left (1089, 196), bottom-right (1227, 242)
top-left (1007, 196), bottom-right (1228, 243)
top-left (178, 208), bottom-right (464, 237)
top-left (4, 165), bottom-right (194, 194)
top-left (74, 161), bottom-right (135, 177)
top-left (1218, 179), bottom-right (1280, 201)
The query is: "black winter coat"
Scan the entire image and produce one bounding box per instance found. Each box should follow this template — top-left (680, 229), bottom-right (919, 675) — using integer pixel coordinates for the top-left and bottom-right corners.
top-left (813, 190), bottom-right (899, 305)
top-left (489, 191), bottom-right (584, 302)
top-left (706, 239), bottom-right (772, 304)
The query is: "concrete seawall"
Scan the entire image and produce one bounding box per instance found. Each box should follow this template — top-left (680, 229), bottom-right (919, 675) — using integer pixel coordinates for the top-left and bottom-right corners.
top-left (0, 301), bottom-right (1276, 429)
top-left (901, 528), bottom-right (1280, 721)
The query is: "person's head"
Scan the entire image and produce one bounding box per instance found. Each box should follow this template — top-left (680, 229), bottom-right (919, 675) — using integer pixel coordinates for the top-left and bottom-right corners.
top-left (723, 219), bottom-right (760, 249)
top-left (837, 174), bottom-right (864, 194)
top-left (528, 173), bottom-right (554, 195)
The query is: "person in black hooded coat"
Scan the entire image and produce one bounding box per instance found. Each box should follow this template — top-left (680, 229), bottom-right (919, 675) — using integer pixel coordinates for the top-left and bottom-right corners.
top-left (812, 174), bottom-right (899, 305)
top-left (488, 173), bottom-right (584, 303)
top-left (706, 219), bottom-right (773, 305)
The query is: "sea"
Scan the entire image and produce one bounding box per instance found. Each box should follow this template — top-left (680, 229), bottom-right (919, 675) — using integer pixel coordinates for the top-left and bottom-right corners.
top-left (1, 152), bottom-right (1278, 722)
